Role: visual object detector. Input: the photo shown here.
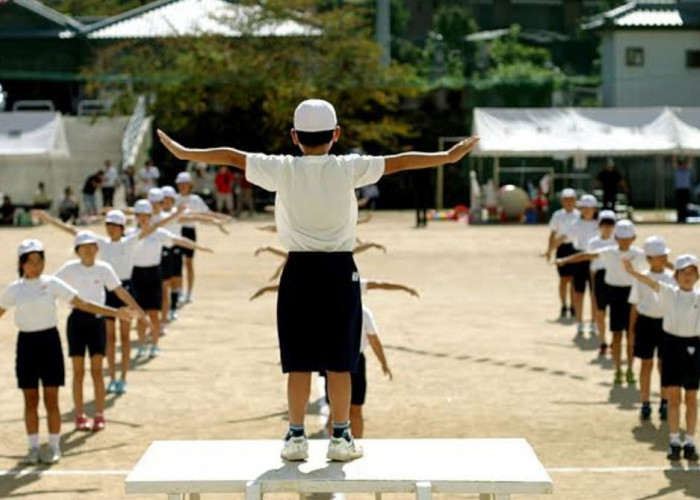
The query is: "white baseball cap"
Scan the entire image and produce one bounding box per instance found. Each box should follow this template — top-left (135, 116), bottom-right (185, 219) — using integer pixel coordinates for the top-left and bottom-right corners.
top-left (293, 99), bottom-right (337, 133)
top-left (643, 236), bottom-right (670, 257)
top-left (614, 219), bottom-right (636, 239)
top-left (134, 199), bottom-right (153, 215)
top-left (675, 254), bottom-right (699, 271)
top-left (74, 231), bottom-right (99, 248)
top-left (598, 210), bottom-right (616, 223)
top-left (148, 187), bottom-right (164, 203)
top-left (578, 194), bottom-right (597, 208)
top-left (17, 239), bottom-right (44, 257)
top-left (560, 188), bottom-right (576, 199)
top-left (162, 186), bottom-right (177, 199)
top-left (175, 171), bottom-right (192, 184)
top-left (105, 209), bottom-right (126, 226)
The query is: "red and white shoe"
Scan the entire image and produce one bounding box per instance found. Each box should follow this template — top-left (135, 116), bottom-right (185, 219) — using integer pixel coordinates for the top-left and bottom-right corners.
top-left (75, 415), bottom-right (91, 431)
top-left (92, 415), bottom-right (106, 432)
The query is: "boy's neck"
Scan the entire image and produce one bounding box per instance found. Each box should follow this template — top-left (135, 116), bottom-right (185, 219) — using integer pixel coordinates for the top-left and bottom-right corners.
top-left (299, 143), bottom-right (333, 156)
top-left (650, 266), bottom-right (665, 274)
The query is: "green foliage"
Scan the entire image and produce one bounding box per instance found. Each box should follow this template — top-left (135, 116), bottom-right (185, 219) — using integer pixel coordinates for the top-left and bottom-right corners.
top-left (83, 1), bottom-right (418, 153)
top-left (45, 0), bottom-right (151, 16)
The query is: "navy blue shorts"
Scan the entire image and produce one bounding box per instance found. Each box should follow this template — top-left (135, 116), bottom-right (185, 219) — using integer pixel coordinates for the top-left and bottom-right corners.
top-left (132, 265), bottom-right (162, 311)
top-left (607, 285), bottom-right (632, 332)
top-left (171, 246), bottom-right (183, 278)
top-left (277, 252), bottom-right (362, 373)
top-left (16, 328), bottom-right (65, 389)
top-left (322, 353), bottom-right (367, 406)
top-left (556, 243), bottom-right (577, 277)
top-left (633, 314), bottom-right (664, 359)
top-left (160, 247), bottom-right (173, 281)
top-left (105, 280), bottom-right (132, 310)
top-left (661, 334), bottom-right (700, 390)
top-left (181, 227), bottom-right (196, 258)
top-left (594, 270), bottom-right (608, 311)
top-left (573, 260), bottom-right (591, 293)
top-left (67, 310), bottom-right (106, 357)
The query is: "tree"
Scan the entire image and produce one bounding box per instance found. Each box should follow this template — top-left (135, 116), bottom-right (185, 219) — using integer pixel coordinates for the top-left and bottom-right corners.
top-left (83, 1), bottom-right (418, 153)
top-left (46, 0), bottom-right (151, 16)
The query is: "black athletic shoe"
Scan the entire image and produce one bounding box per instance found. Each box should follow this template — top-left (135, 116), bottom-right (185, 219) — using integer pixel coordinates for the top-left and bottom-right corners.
top-left (598, 343), bottom-right (608, 357)
top-left (684, 445), bottom-right (699, 461)
top-left (667, 444), bottom-right (682, 461)
top-left (640, 404), bottom-right (651, 421)
top-left (659, 403), bottom-right (668, 421)
top-left (559, 306), bottom-right (567, 320)
top-left (569, 307), bottom-right (575, 318)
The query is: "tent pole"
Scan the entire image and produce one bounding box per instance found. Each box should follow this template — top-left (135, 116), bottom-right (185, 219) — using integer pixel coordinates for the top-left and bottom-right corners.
top-left (494, 157), bottom-right (500, 188)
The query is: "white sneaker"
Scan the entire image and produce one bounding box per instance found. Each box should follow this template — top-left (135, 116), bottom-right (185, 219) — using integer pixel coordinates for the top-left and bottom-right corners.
top-left (22, 447), bottom-right (40, 465)
top-left (327, 435), bottom-right (363, 462)
top-left (42, 447), bottom-right (61, 464)
top-left (281, 435), bottom-right (308, 461)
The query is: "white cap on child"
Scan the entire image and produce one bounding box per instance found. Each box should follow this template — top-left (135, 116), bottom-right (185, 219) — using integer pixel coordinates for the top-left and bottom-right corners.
top-left (134, 200), bottom-right (153, 215)
top-left (578, 194), bottom-right (597, 208)
top-left (598, 210), bottom-right (616, 223)
top-left (17, 239), bottom-right (44, 257)
top-left (162, 186), bottom-right (177, 199)
top-left (176, 172), bottom-right (192, 184)
top-left (294, 99), bottom-right (337, 133)
top-left (560, 188), bottom-right (576, 199)
top-left (105, 209), bottom-right (126, 226)
top-left (148, 187), bottom-right (164, 203)
top-left (614, 219), bottom-right (636, 239)
top-left (643, 236), bottom-right (670, 257)
top-left (74, 231), bottom-right (99, 248)
top-left (675, 254), bottom-right (699, 271)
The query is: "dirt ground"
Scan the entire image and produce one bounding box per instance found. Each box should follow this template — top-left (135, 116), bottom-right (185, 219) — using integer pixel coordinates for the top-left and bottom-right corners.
top-left (1, 212), bottom-right (699, 500)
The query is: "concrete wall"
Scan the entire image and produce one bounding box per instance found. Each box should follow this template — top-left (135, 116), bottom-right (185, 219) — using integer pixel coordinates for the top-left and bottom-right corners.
top-left (603, 30), bottom-right (700, 107)
top-left (0, 116), bottom-right (128, 210)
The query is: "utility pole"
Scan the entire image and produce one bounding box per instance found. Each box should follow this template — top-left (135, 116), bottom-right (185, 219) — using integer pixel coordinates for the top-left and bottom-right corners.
top-left (376, 0), bottom-right (391, 66)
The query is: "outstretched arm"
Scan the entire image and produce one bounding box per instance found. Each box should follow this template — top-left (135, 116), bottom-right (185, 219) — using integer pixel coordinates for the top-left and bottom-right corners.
top-left (254, 246), bottom-right (288, 259)
top-left (180, 213), bottom-right (230, 234)
top-left (353, 242), bottom-right (387, 255)
top-left (366, 281), bottom-right (419, 297)
top-left (173, 236), bottom-right (214, 254)
top-left (33, 210), bottom-right (78, 236)
top-left (269, 261), bottom-right (286, 282)
top-left (358, 213), bottom-right (372, 225)
top-left (367, 335), bottom-right (393, 380)
top-left (383, 137), bottom-right (479, 175)
top-left (157, 130), bottom-right (247, 170)
top-left (250, 284), bottom-right (279, 301)
top-left (140, 205), bottom-right (187, 240)
top-left (114, 287), bottom-right (148, 322)
top-left (623, 259), bottom-right (660, 292)
top-left (71, 296), bottom-right (133, 321)
top-left (256, 224), bottom-right (278, 233)
top-left (556, 252), bottom-right (596, 266)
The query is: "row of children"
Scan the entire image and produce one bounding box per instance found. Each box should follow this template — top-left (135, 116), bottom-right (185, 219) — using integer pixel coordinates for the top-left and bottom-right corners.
top-left (0, 174), bottom-right (226, 465)
top-left (547, 189), bottom-right (700, 462)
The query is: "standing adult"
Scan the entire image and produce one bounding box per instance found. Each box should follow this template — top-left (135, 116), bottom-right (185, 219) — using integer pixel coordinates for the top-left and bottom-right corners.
top-left (674, 156), bottom-right (693, 223)
top-left (595, 159), bottom-right (627, 210)
top-left (81, 171), bottom-right (103, 216)
top-left (101, 160), bottom-right (118, 208)
top-left (137, 160), bottom-right (160, 198)
top-left (358, 184), bottom-right (380, 210)
top-left (122, 165), bottom-right (137, 206)
top-left (214, 166), bottom-right (234, 214)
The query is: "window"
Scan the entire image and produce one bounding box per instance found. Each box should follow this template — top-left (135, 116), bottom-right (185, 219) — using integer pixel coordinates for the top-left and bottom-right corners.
top-left (687, 50), bottom-right (700, 68)
top-left (626, 47), bottom-right (644, 67)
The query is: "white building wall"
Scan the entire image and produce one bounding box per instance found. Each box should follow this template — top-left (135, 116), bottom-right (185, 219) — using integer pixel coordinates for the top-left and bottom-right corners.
top-left (604, 29), bottom-right (700, 106)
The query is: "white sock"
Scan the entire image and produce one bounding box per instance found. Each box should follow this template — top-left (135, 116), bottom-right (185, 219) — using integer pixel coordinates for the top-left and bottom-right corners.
top-left (685, 434), bottom-right (696, 446)
top-left (48, 433), bottom-right (61, 451)
top-left (28, 434), bottom-right (39, 450)
top-left (670, 433), bottom-right (682, 445)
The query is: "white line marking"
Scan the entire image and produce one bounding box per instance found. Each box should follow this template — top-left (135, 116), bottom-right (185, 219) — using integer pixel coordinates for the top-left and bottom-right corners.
top-left (549, 465), bottom-right (700, 473)
top-left (0, 470), bottom-right (130, 477)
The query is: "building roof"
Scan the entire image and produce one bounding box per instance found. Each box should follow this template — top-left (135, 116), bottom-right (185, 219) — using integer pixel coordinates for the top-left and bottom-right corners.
top-left (583, 0), bottom-right (699, 30)
top-left (0, 0), bottom-right (85, 38)
top-left (465, 28), bottom-right (570, 43)
top-left (84, 0), bottom-right (318, 39)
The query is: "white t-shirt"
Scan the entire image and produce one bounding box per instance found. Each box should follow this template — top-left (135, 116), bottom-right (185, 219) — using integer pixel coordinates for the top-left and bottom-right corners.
top-left (246, 154), bottom-right (385, 252)
top-left (569, 219), bottom-right (599, 251)
top-left (0, 275), bottom-right (77, 332)
top-left (549, 208), bottom-right (580, 244)
top-left (138, 166), bottom-right (160, 188)
top-left (629, 269), bottom-right (675, 319)
top-left (360, 304), bottom-right (379, 353)
top-left (132, 228), bottom-right (175, 267)
top-left (658, 282), bottom-right (700, 338)
top-left (177, 194), bottom-right (210, 229)
top-left (588, 235), bottom-right (616, 272)
top-left (103, 166), bottom-right (119, 188)
top-left (152, 211), bottom-right (175, 248)
top-left (55, 259), bottom-right (121, 305)
top-left (86, 231), bottom-right (140, 280)
top-left (598, 246), bottom-right (646, 287)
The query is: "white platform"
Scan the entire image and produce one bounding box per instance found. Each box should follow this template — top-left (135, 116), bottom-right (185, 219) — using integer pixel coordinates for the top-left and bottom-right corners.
top-left (125, 438), bottom-right (553, 499)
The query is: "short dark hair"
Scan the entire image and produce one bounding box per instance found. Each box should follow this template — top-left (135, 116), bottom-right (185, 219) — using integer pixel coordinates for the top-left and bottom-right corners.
top-left (18, 251), bottom-right (44, 277)
top-left (296, 130), bottom-right (334, 147)
top-left (599, 220), bottom-right (615, 227)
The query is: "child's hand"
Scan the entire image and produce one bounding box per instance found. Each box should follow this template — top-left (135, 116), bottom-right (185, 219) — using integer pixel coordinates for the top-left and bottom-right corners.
top-left (447, 137), bottom-right (479, 163)
top-left (157, 130), bottom-right (188, 160)
top-left (407, 287), bottom-right (420, 298)
top-left (216, 222), bottom-right (230, 235)
top-left (249, 289), bottom-right (266, 301)
top-left (201, 247), bottom-right (215, 254)
top-left (117, 307), bottom-right (135, 322)
top-left (382, 364), bottom-right (393, 380)
top-left (622, 258), bottom-right (634, 274)
top-left (554, 258), bottom-right (565, 267)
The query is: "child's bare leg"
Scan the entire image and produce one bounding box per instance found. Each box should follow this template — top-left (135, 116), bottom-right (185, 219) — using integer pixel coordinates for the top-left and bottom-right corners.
top-left (558, 278), bottom-right (567, 307)
top-left (589, 288), bottom-right (596, 326)
top-left (612, 331), bottom-right (622, 370)
top-left (105, 319), bottom-right (116, 381)
top-left (137, 318), bottom-right (147, 346)
top-left (149, 310), bottom-right (160, 346)
top-left (567, 278), bottom-right (574, 309)
top-left (626, 331), bottom-right (634, 371)
top-left (668, 387), bottom-right (681, 435)
top-left (350, 405), bottom-right (364, 438)
top-left (119, 319), bottom-right (131, 380)
top-left (287, 372), bottom-right (311, 426)
top-left (161, 280), bottom-right (170, 324)
top-left (658, 360), bottom-right (667, 402)
top-left (573, 291), bottom-right (584, 324)
top-left (686, 390), bottom-right (697, 437)
top-left (640, 359), bottom-right (653, 402)
top-left (326, 371), bottom-right (351, 425)
top-left (90, 355), bottom-right (105, 415)
top-left (596, 310), bottom-right (607, 345)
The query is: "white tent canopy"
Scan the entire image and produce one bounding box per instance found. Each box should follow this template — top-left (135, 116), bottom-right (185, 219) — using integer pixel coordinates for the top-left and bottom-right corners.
top-left (472, 107), bottom-right (699, 157)
top-left (0, 112), bottom-right (69, 158)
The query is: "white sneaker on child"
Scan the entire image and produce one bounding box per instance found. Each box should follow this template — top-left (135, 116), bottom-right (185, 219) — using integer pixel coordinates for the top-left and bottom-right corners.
top-left (327, 433), bottom-right (363, 462)
top-left (22, 447), bottom-right (40, 465)
top-left (42, 447), bottom-right (61, 464)
top-left (281, 435), bottom-right (308, 461)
